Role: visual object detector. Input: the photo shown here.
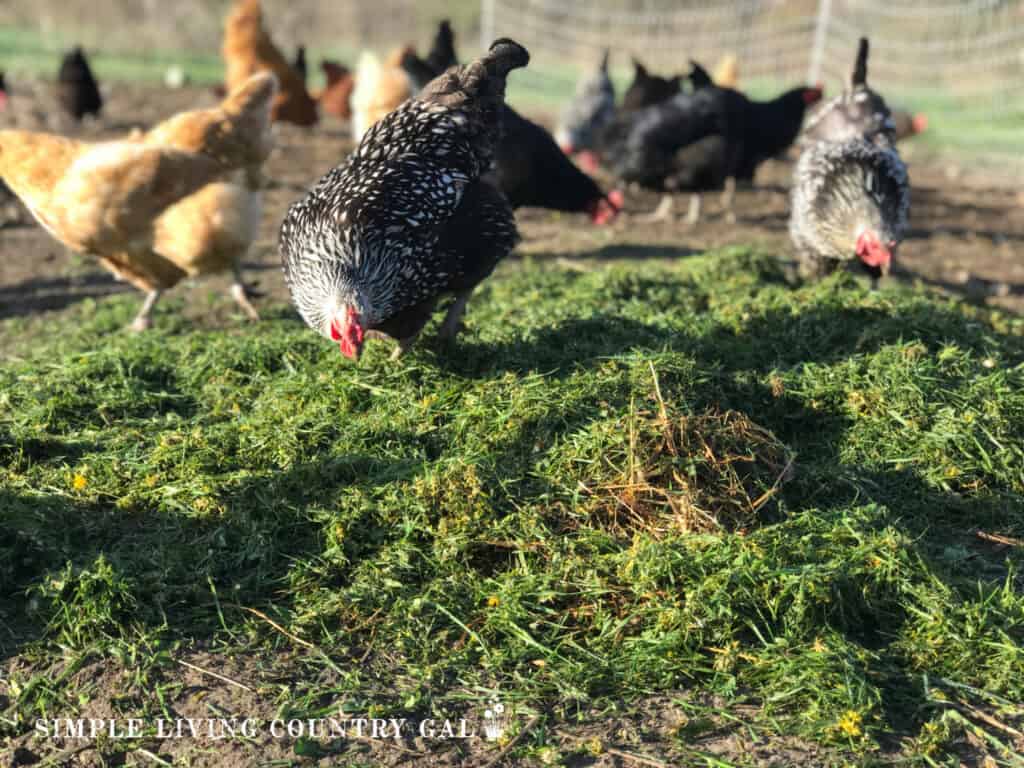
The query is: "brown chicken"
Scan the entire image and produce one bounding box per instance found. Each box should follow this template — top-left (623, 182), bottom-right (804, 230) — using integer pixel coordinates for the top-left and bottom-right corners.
top-left (317, 60), bottom-right (354, 120)
top-left (350, 46), bottom-right (414, 140)
top-left (0, 74), bottom-right (277, 331)
top-left (223, 0), bottom-right (317, 126)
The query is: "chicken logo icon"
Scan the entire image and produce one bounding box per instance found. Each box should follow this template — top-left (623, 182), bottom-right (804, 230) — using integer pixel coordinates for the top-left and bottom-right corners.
top-left (482, 697), bottom-right (508, 741)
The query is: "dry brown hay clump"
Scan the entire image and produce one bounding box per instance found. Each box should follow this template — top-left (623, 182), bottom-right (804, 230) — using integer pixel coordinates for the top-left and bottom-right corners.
top-left (563, 398), bottom-right (795, 537)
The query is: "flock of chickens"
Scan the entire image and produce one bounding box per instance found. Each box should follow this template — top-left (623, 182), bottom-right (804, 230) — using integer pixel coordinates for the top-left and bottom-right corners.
top-left (0, 1), bottom-right (923, 359)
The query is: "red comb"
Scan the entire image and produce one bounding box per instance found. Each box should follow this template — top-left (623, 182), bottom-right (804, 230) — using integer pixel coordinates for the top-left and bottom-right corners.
top-left (330, 308), bottom-right (364, 359)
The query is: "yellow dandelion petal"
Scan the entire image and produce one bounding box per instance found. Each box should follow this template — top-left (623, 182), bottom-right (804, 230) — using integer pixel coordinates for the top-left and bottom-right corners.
top-left (837, 710), bottom-right (863, 738)
top-left (486, 595), bottom-right (500, 608)
top-left (72, 473), bottom-right (87, 491)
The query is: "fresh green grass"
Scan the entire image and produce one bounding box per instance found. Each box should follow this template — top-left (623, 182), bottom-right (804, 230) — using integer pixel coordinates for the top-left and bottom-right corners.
top-left (2, 249), bottom-right (1024, 763)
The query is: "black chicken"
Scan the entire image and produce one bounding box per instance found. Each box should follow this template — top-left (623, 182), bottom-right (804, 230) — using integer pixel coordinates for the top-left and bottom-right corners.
top-left (279, 39), bottom-right (529, 360)
top-left (492, 105), bottom-right (623, 224)
top-left (601, 72), bottom-right (822, 223)
top-left (399, 31), bottom-right (622, 225)
top-left (425, 19), bottom-right (458, 74)
top-left (293, 46), bottom-right (308, 85)
top-left (622, 60), bottom-right (724, 222)
top-left (400, 49), bottom-right (439, 92)
top-left (56, 46), bottom-right (102, 121)
top-left (621, 58), bottom-right (682, 112)
top-left (401, 20), bottom-right (458, 92)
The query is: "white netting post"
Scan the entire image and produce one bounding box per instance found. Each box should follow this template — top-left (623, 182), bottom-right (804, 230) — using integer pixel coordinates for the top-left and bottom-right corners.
top-left (480, 0), bottom-right (496, 54)
top-left (807, 0), bottom-right (833, 86)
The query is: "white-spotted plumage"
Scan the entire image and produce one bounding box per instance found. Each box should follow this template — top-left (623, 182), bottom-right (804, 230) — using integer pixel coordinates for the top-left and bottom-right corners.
top-left (279, 39), bottom-right (528, 352)
top-left (790, 138), bottom-right (909, 268)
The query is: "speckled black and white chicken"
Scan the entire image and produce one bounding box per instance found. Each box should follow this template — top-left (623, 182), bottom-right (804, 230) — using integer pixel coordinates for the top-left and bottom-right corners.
top-left (790, 37), bottom-right (910, 284)
top-left (555, 50), bottom-right (615, 157)
top-left (279, 39), bottom-right (528, 360)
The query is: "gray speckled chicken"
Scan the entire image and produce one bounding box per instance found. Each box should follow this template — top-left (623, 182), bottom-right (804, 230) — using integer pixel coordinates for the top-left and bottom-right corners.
top-left (556, 50), bottom-right (615, 157)
top-left (279, 39), bottom-right (528, 360)
top-left (790, 38), bottom-right (909, 285)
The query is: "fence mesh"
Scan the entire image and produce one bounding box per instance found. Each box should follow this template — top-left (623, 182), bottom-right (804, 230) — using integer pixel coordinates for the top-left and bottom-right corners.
top-left (487, 0), bottom-right (1024, 171)
top-left (1, 0), bottom-right (1022, 170)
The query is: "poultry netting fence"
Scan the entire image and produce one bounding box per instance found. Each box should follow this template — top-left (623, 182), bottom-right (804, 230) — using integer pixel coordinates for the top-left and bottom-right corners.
top-left (485, 0), bottom-right (1024, 176)
top-left (0, 0), bottom-right (428, 56)
top-left (0, 0), bottom-right (1022, 173)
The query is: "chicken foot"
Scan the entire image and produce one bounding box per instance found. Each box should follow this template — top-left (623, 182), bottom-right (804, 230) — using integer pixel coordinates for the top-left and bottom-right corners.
top-left (390, 334), bottom-right (421, 361)
top-left (636, 194), bottom-right (674, 223)
top-left (636, 193), bottom-right (703, 226)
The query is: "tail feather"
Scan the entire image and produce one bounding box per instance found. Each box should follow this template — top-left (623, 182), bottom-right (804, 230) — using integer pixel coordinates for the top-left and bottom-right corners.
top-left (426, 19), bottom-right (457, 71)
top-left (852, 37), bottom-right (869, 87)
top-left (482, 38), bottom-right (529, 79)
top-left (221, 71), bottom-right (278, 118)
top-left (142, 72), bottom-right (276, 169)
top-left (689, 60), bottom-right (714, 90)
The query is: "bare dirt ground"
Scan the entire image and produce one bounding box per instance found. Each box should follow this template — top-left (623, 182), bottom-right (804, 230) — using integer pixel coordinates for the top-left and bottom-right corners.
top-left (2, 648), bottom-right (850, 768)
top-left (1, 82), bottom-right (1023, 353)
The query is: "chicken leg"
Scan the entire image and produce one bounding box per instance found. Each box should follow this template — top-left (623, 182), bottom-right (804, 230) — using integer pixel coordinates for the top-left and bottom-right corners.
top-left (129, 289), bottom-right (163, 332)
top-left (719, 176), bottom-right (737, 224)
top-left (229, 265), bottom-right (260, 321)
top-left (685, 193), bottom-right (702, 226)
top-left (438, 290), bottom-right (473, 340)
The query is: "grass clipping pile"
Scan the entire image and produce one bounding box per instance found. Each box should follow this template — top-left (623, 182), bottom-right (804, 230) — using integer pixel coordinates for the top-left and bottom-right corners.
top-left (568, 392), bottom-right (795, 537)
